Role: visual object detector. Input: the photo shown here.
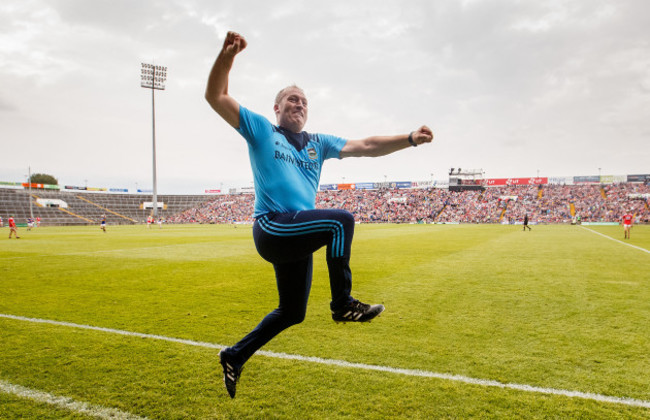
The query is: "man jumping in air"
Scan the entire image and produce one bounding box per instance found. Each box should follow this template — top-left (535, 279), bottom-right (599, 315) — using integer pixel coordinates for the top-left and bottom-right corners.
top-left (205, 31), bottom-right (434, 398)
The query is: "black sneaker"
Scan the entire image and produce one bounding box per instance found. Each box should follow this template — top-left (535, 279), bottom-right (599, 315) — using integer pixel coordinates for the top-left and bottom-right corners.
top-left (219, 349), bottom-right (242, 399)
top-left (332, 299), bottom-right (385, 322)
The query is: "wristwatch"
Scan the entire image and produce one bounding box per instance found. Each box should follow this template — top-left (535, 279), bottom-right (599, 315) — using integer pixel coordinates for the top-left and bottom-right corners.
top-left (408, 132), bottom-right (417, 147)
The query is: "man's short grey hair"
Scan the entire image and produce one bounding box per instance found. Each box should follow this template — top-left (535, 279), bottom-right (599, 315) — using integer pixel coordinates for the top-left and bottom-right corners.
top-left (274, 85), bottom-right (305, 105)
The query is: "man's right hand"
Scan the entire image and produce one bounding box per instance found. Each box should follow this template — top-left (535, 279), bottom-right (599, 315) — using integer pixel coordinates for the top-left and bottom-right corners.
top-left (206, 31), bottom-right (246, 128)
top-left (222, 31), bottom-right (247, 57)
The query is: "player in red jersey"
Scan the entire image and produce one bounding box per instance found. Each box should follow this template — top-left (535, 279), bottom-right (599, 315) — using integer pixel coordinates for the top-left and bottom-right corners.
top-left (8, 215), bottom-right (20, 239)
top-left (622, 212), bottom-right (634, 239)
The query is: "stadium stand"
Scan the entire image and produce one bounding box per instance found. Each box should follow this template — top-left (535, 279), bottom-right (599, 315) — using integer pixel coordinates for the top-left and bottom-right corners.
top-left (1, 182), bottom-right (648, 226)
top-left (0, 188), bottom-right (211, 226)
top-left (167, 182), bottom-right (648, 225)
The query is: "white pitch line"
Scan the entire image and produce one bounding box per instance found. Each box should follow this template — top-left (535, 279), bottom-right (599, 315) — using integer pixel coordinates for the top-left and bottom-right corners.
top-left (2, 313), bottom-right (650, 409)
top-left (0, 379), bottom-right (149, 420)
top-left (580, 226), bottom-right (650, 254)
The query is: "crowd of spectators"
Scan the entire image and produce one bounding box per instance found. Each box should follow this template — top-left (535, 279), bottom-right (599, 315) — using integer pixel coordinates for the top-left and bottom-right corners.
top-left (167, 193), bottom-right (255, 224)
top-left (166, 183), bottom-right (649, 225)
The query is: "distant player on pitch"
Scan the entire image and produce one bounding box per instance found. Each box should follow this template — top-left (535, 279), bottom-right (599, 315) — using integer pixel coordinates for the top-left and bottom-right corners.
top-left (8, 215), bottom-right (19, 239)
top-left (206, 31), bottom-right (433, 398)
top-left (622, 211), bottom-right (633, 239)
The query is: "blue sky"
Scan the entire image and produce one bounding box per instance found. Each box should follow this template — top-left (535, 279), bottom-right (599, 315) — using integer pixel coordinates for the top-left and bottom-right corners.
top-left (1, 0), bottom-right (648, 193)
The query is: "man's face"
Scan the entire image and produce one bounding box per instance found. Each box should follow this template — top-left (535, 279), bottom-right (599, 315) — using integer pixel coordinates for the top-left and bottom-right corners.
top-left (274, 87), bottom-right (308, 133)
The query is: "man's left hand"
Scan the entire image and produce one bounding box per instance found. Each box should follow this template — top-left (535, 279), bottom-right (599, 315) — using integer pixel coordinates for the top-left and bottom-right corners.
top-left (413, 126), bottom-right (434, 145)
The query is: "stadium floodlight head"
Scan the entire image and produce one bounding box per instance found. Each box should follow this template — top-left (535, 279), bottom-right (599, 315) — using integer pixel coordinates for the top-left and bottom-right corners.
top-left (140, 62), bottom-right (167, 218)
top-left (140, 63), bottom-right (167, 90)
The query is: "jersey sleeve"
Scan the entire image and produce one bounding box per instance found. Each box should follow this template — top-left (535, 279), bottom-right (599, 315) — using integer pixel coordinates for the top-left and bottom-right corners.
top-left (236, 106), bottom-right (274, 146)
top-left (317, 133), bottom-right (347, 160)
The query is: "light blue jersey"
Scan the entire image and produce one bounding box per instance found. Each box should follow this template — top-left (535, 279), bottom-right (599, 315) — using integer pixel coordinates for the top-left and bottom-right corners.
top-left (237, 106), bottom-right (347, 217)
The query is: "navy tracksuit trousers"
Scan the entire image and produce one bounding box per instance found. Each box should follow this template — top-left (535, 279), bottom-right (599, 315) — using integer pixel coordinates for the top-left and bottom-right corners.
top-left (226, 209), bottom-right (355, 367)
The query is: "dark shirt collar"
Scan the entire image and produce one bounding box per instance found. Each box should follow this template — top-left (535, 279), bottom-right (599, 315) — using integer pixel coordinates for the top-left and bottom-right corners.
top-left (276, 125), bottom-right (309, 152)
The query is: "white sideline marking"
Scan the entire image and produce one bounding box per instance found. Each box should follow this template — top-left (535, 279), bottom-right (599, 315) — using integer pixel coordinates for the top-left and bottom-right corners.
top-left (580, 226), bottom-right (650, 254)
top-left (2, 313), bottom-right (650, 409)
top-left (0, 379), bottom-right (148, 420)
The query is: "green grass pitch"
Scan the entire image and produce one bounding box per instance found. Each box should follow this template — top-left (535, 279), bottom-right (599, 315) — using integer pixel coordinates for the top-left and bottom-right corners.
top-left (1, 224), bottom-right (649, 419)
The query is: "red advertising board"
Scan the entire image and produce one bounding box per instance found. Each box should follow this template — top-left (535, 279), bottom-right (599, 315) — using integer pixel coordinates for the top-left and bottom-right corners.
top-left (485, 177), bottom-right (548, 186)
top-left (22, 183), bottom-right (45, 189)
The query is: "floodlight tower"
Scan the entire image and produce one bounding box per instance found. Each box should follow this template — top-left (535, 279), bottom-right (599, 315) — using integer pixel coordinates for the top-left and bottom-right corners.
top-left (27, 166), bottom-right (34, 220)
top-left (140, 63), bottom-right (167, 219)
